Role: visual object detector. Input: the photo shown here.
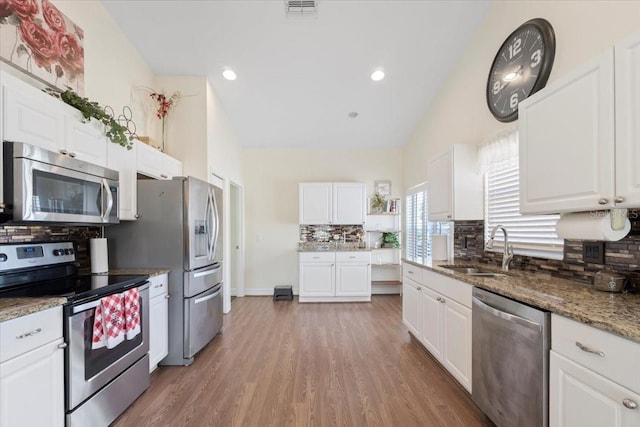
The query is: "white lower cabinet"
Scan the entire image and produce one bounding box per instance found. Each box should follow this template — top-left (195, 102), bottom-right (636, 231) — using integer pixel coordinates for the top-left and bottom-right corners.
top-left (299, 251), bottom-right (371, 302)
top-left (550, 314), bottom-right (640, 427)
top-left (0, 307), bottom-right (64, 427)
top-left (148, 274), bottom-right (169, 372)
top-left (402, 265), bottom-right (473, 392)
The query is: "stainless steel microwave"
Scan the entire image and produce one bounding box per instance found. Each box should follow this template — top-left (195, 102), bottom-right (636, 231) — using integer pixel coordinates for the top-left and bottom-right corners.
top-left (1, 141), bottom-right (119, 224)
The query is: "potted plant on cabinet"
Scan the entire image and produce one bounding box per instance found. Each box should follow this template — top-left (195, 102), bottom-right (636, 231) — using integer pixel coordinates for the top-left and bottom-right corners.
top-left (382, 232), bottom-right (400, 248)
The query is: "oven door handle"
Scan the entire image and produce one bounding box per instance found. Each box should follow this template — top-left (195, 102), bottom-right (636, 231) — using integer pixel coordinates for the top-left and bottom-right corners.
top-left (102, 178), bottom-right (114, 222)
top-left (71, 282), bottom-right (149, 314)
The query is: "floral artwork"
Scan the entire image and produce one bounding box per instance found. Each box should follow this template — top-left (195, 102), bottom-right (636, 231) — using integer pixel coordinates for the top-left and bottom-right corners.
top-left (0, 0), bottom-right (85, 94)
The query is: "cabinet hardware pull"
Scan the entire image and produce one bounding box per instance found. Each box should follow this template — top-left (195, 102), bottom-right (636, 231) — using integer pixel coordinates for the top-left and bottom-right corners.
top-left (160, 174), bottom-right (169, 179)
top-left (614, 196), bottom-right (625, 203)
top-left (59, 149), bottom-right (68, 155)
top-left (447, 215), bottom-right (452, 219)
top-left (349, 256), bottom-right (356, 258)
top-left (68, 152), bottom-right (76, 158)
top-left (417, 287), bottom-right (421, 291)
top-left (575, 341), bottom-right (605, 357)
top-left (165, 295), bottom-right (170, 299)
top-left (623, 399), bottom-right (638, 409)
top-left (598, 198), bottom-right (608, 205)
top-left (154, 284), bottom-right (163, 288)
top-left (16, 328), bottom-right (42, 339)
top-left (58, 342), bottom-right (67, 349)
top-left (408, 271), bottom-right (413, 274)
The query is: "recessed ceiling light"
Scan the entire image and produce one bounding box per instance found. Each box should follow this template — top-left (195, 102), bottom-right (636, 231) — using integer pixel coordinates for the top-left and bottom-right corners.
top-left (348, 112), bottom-right (358, 118)
top-left (222, 69), bottom-right (237, 81)
top-left (371, 69), bottom-right (385, 81)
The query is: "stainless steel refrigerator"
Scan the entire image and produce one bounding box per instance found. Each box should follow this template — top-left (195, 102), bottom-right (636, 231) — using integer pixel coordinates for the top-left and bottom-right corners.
top-left (107, 176), bottom-right (223, 366)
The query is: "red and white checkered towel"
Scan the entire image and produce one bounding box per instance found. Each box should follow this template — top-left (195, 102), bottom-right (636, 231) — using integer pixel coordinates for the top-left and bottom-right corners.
top-left (123, 288), bottom-right (141, 340)
top-left (92, 293), bottom-right (125, 349)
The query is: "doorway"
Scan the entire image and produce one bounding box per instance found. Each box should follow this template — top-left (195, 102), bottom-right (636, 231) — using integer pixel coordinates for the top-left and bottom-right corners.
top-left (229, 181), bottom-right (244, 300)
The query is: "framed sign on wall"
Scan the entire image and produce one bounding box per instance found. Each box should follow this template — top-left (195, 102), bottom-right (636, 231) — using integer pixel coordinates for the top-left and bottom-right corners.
top-left (375, 180), bottom-right (391, 197)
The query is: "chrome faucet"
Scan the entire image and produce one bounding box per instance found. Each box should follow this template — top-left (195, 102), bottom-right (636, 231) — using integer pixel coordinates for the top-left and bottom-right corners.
top-left (486, 225), bottom-right (514, 272)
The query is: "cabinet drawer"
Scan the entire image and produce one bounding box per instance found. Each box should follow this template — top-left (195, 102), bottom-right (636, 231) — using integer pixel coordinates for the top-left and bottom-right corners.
top-left (335, 252), bottom-right (371, 263)
top-left (422, 269), bottom-right (472, 308)
top-left (299, 252), bottom-right (336, 263)
top-left (0, 307), bottom-right (62, 363)
top-left (149, 274), bottom-right (169, 299)
top-left (402, 263), bottom-right (423, 284)
top-left (552, 314), bottom-right (640, 393)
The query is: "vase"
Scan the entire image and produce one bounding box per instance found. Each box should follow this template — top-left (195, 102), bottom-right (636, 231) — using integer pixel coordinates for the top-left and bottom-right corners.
top-left (160, 118), bottom-right (166, 152)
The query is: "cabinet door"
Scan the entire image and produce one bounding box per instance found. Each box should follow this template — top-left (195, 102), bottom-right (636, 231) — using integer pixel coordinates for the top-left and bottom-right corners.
top-left (519, 49), bottom-right (615, 214)
top-left (299, 262), bottom-right (335, 296)
top-left (615, 32), bottom-right (640, 208)
top-left (149, 294), bottom-right (169, 373)
top-left (442, 297), bottom-right (472, 392)
top-left (65, 115), bottom-right (107, 167)
top-left (420, 286), bottom-right (444, 360)
top-left (162, 154), bottom-right (183, 179)
top-left (333, 183), bottom-right (366, 225)
top-left (136, 140), bottom-right (165, 179)
top-left (550, 351), bottom-right (640, 427)
top-left (402, 278), bottom-right (421, 339)
top-left (335, 262), bottom-right (370, 297)
top-left (2, 73), bottom-right (65, 153)
top-left (0, 339), bottom-right (64, 427)
top-left (428, 150), bottom-right (453, 220)
top-left (299, 183), bottom-right (332, 224)
top-left (107, 142), bottom-right (138, 220)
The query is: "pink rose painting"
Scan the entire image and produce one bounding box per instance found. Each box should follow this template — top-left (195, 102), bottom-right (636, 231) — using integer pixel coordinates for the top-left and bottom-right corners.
top-left (0, 0), bottom-right (84, 94)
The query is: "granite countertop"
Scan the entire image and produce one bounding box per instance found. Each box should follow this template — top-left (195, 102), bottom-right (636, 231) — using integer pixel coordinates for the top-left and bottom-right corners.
top-left (106, 268), bottom-right (171, 277)
top-left (403, 258), bottom-right (640, 342)
top-left (298, 243), bottom-right (371, 252)
top-left (0, 297), bottom-right (67, 323)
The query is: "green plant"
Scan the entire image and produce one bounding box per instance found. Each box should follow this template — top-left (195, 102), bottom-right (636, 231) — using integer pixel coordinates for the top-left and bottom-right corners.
top-left (371, 192), bottom-right (387, 209)
top-left (382, 232), bottom-right (399, 248)
top-left (46, 89), bottom-right (134, 149)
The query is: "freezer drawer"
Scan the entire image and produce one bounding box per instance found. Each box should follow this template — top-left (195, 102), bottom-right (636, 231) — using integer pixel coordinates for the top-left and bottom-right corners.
top-left (184, 263), bottom-right (222, 298)
top-left (184, 283), bottom-right (223, 359)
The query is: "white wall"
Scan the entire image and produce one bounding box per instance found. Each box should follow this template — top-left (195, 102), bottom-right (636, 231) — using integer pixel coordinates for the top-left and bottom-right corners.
top-left (404, 1), bottom-right (640, 189)
top-left (243, 148), bottom-right (403, 294)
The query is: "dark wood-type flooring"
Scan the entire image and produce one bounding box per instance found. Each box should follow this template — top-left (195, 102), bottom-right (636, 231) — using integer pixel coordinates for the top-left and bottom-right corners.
top-left (113, 296), bottom-right (494, 427)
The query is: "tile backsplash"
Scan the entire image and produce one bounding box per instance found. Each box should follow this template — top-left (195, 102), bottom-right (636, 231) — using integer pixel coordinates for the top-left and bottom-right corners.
top-left (299, 224), bottom-right (365, 243)
top-left (453, 219), bottom-right (640, 289)
top-left (0, 225), bottom-right (102, 273)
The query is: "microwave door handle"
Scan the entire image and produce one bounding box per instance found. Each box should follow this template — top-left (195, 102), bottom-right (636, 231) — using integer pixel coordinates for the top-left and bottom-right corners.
top-left (102, 179), bottom-right (114, 222)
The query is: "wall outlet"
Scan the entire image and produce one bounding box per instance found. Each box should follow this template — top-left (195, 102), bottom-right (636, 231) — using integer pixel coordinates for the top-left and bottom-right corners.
top-left (583, 242), bottom-right (605, 264)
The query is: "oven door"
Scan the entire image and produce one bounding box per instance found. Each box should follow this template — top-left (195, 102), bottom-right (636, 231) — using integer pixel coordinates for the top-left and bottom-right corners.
top-left (65, 283), bottom-right (149, 411)
top-left (13, 156), bottom-right (118, 224)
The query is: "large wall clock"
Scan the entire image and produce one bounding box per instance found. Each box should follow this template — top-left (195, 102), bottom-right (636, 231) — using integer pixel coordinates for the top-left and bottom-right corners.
top-left (486, 18), bottom-right (556, 122)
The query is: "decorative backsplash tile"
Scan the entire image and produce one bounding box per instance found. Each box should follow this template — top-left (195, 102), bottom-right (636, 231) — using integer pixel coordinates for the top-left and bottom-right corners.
top-left (454, 219), bottom-right (640, 289)
top-left (299, 224), bottom-right (365, 243)
top-left (0, 225), bottom-right (102, 273)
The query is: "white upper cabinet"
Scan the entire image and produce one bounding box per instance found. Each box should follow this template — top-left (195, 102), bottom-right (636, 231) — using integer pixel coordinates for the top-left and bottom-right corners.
top-left (2, 71), bottom-right (107, 166)
top-left (136, 140), bottom-right (182, 180)
top-left (299, 182), bottom-right (366, 225)
top-left (427, 144), bottom-right (483, 221)
top-left (333, 183), bottom-right (366, 225)
top-left (520, 31), bottom-right (640, 214)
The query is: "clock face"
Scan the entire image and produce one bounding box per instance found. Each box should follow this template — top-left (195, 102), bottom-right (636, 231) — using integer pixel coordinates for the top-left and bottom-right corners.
top-left (486, 18), bottom-right (555, 122)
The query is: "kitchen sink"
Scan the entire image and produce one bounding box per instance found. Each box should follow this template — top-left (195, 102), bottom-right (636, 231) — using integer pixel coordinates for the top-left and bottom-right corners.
top-left (439, 265), bottom-right (506, 277)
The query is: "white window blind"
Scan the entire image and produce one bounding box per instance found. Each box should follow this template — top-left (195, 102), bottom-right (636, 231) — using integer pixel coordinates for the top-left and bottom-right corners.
top-left (405, 184), bottom-right (452, 264)
top-left (483, 134), bottom-right (563, 259)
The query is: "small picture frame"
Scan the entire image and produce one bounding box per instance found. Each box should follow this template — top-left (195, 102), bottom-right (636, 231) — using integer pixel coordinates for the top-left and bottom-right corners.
top-left (374, 180), bottom-right (391, 198)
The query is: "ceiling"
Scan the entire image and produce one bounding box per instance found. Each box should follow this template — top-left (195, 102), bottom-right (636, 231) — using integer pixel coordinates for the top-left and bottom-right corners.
top-left (102, 1), bottom-right (490, 148)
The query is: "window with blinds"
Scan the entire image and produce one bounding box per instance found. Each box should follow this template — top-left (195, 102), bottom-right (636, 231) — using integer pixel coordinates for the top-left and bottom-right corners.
top-left (405, 184), bottom-right (452, 264)
top-left (485, 166), bottom-right (563, 259)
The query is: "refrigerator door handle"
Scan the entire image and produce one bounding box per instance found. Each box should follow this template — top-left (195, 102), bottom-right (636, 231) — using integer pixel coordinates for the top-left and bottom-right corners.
top-left (204, 189), bottom-right (213, 260)
top-left (211, 187), bottom-right (220, 260)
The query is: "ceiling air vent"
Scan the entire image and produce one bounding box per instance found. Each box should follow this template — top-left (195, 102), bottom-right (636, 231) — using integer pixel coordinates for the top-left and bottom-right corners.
top-left (286, 0), bottom-right (317, 17)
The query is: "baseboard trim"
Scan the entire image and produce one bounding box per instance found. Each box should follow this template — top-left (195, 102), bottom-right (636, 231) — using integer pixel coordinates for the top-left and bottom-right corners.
top-left (372, 285), bottom-right (402, 295)
top-left (243, 288), bottom-right (299, 296)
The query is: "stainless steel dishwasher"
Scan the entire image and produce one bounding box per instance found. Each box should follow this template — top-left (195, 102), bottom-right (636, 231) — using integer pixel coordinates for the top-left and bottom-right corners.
top-left (472, 287), bottom-right (550, 427)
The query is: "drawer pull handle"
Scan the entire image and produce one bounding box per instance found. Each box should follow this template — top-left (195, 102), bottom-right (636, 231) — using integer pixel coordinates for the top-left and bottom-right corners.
top-left (154, 284), bottom-right (163, 288)
top-left (408, 271), bottom-right (413, 274)
top-left (623, 399), bottom-right (638, 409)
top-left (349, 256), bottom-right (356, 259)
top-left (58, 342), bottom-right (67, 349)
top-left (161, 174), bottom-right (169, 179)
top-left (165, 295), bottom-right (170, 299)
top-left (576, 341), bottom-right (605, 357)
top-left (598, 198), bottom-right (608, 205)
top-left (16, 328), bottom-right (42, 339)
top-left (416, 287), bottom-right (421, 291)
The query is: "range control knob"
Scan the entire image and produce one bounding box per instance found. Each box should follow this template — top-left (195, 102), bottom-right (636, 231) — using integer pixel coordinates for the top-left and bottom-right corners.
top-left (53, 249), bottom-right (62, 256)
top-left (68, 248), bottom-right (74, 255)
top-left (64, 249), bottom-right (71, 255)
top-left (0, 253), bottom-right (7, 262)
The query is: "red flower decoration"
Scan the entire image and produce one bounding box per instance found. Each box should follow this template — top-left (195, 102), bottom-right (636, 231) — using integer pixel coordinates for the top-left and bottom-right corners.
top-left (149, 91), bottom-right (182, 119)
top-left (18, 19), bottom-right (58, 69)
top-left (55, 32), bottom-right (83, 77)
top-left (10, 0), bottom-right (38, 21)
top-left (0, 0), bottom-right (14, 19)
top-left (41, 0), bottom-right (66, 33)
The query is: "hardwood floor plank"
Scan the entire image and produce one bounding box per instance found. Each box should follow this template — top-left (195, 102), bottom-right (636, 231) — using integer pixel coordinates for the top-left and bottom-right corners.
top-left (113, 296), bottom-right (493, 427)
